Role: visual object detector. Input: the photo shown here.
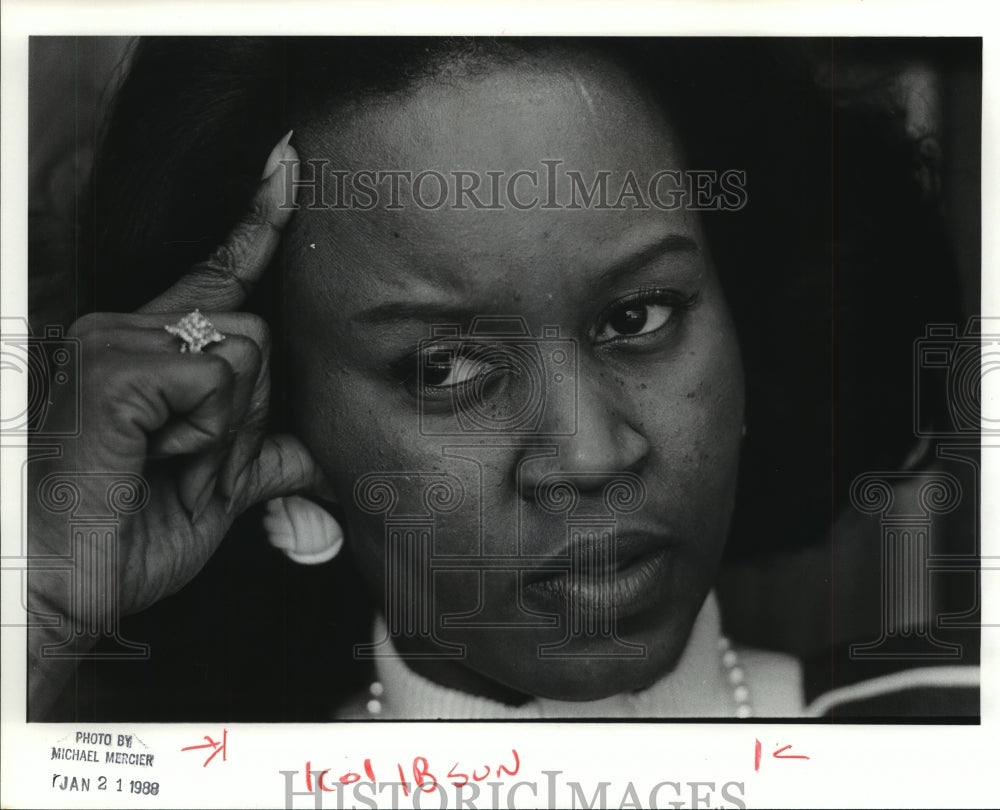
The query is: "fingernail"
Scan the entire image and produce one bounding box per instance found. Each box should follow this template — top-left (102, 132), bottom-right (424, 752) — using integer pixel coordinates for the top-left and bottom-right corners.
top-left (192, 475), bottom-right (218, 523)
top-left (262, 129), bottom-right (295, 180)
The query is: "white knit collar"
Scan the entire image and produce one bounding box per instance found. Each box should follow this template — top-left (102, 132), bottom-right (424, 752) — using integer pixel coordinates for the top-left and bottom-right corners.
top-left (370, 592), bottom-right (741, 719)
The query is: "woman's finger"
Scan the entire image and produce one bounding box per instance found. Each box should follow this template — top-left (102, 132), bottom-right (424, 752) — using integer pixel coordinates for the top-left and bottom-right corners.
top-left (152, 315), bottom-right (268, 520)
top-left (72, 311), bottom-right (267, 456)
top-left (82, 349), bottom-right (237, 471)
top-left (228, 434), bottom-right (329, 514)
top-left (147, 329), bottom-right (262, 456)
top-left (71, 311), bottom-right (271, 518)
top-left (68, 309), bottom-right (267, 340)
top-left (154, 333), bottom-right (263, 521)
top-left (138, 131), bottom-right (297, 315)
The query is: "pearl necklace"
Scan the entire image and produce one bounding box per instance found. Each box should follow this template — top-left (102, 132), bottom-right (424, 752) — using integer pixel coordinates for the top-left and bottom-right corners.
top-left (365, 636), bottom-right (754, 718)
top-left (719, 635), bottom-right (754, 718)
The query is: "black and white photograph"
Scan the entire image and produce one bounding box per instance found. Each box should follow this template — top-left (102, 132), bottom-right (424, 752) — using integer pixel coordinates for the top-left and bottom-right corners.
top-left (2, 4), bottom-right (997, 808)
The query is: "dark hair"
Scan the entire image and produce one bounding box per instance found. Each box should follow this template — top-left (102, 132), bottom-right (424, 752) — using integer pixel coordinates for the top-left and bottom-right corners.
top-left (69, 37), bottom-right (975, 719)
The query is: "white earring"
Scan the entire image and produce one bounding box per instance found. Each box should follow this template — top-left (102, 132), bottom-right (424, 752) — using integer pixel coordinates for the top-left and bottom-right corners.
top-left (263, 495), bottom-right (344, 565)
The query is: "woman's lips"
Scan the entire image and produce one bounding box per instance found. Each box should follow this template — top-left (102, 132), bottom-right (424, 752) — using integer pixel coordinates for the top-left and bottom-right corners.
top-left (520, 533), bottom-right (674, 620)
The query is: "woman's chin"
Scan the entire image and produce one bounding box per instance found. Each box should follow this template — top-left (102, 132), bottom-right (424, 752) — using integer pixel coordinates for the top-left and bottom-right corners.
top-left (415, 595), bottom-right (706, 704)
top-left (501, 655), bottom-right (680, 703)
top-left (471, 632), bottom-right (688, 704)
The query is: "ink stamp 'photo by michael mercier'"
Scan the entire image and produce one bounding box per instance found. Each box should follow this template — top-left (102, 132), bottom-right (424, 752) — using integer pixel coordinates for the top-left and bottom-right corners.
top-left (20, 37), bottom-right (982, 730)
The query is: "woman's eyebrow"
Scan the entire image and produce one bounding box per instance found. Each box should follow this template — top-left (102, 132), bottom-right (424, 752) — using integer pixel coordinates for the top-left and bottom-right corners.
top-left (594, 232), bottom-right (700, 288)
top-left (352, 300), bottom-right (477, 327)
top-left (352, 233), bottom-right (699, 328)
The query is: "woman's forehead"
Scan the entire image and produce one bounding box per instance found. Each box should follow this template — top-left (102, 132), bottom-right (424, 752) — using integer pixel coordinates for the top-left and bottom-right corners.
top-left (287, 204), bottom-right (706, 345)
top-left (299, 51), bottom-right (682, 171)
top-left (285, 51), bottom-right (702, 320)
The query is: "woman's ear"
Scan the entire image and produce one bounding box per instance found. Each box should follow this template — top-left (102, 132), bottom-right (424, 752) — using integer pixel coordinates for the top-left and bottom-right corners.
top-left (263, 495), bottom-right (344, 565)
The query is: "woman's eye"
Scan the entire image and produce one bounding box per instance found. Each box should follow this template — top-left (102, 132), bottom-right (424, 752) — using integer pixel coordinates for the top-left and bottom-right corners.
top-left (594, 299), bottom-right (675, 344)
top-left (422, 352), bottom-right (493, 388)
top-left (419, 348), bottom-right (511, 394)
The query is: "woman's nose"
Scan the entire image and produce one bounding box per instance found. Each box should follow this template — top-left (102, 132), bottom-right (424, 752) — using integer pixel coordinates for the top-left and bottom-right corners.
top-left (517, 366), bottom-right (651, 496)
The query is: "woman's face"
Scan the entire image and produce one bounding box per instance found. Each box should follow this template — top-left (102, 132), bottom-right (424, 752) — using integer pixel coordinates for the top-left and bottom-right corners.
top-left (285, 52), bottom-right (744, 702)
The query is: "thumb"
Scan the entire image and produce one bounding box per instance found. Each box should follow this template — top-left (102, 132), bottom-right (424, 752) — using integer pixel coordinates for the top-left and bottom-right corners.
top-left (138, 130), bottom-right (297, 315)
top-left (231, 433), bottom-right (332, 510)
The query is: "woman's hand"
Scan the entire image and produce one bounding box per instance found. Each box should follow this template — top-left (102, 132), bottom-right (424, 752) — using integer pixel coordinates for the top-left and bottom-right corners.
top-left (28, 133), bottom-right (321, 712)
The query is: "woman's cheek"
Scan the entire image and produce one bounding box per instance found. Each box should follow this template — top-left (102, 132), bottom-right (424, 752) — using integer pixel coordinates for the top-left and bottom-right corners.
top-left (642, 352), bottom-right (742, 530)
top-left (310, 376), bottom-right (472, 578)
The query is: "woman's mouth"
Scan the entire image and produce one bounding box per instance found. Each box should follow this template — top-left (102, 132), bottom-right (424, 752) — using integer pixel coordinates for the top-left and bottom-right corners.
top-left (520, 533), bottom-right (675, 621)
